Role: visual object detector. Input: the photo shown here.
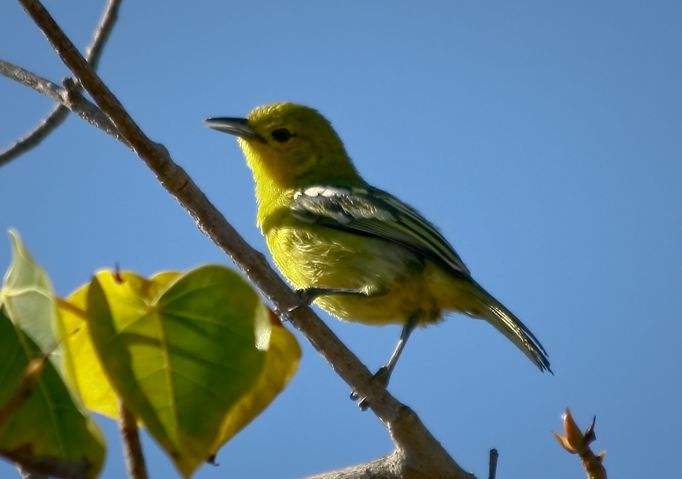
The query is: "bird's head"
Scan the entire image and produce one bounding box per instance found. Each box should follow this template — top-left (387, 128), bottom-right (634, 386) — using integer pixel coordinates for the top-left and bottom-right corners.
top-left (206, 103), bottom-right (359, 189)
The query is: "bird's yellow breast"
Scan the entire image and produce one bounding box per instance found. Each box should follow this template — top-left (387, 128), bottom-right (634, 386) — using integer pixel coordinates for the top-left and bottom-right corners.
top-left (265, 219), bottom-right (459, 325)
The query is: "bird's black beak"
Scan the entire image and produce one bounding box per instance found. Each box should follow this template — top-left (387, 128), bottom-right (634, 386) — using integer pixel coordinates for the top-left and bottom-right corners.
top-left (204, 117), bottom-right (262, 141)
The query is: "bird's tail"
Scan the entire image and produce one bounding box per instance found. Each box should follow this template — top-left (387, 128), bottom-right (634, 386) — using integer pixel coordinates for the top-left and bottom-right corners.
top-left (464, 280), bottom-right (552, 373)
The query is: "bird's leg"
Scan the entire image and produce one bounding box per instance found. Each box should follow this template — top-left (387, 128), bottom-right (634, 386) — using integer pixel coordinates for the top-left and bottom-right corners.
top-left (288, 286), bottom-right (376, 312)
top-left (351, 313), bottom-right (420, 411)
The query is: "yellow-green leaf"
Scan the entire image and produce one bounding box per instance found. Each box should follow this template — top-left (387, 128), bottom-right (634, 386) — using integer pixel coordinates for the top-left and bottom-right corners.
top-left (0, 308), bottom-right (105, 478)
top-left (59, 271), bottom-right (182, 419)
top-left (1, 230), bottom-right (63, 365)
top-left (85, 265), bottom-right (268, 477)
top-left (213, 310), bottom-right (301, 454)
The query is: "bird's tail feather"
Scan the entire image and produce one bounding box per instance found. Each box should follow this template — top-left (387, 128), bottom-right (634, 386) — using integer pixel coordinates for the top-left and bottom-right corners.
top-left (467, 280), bottom-right (552, 373)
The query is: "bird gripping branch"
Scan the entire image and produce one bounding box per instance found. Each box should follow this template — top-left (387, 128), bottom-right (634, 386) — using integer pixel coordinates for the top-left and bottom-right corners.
top-left (206, 103), bottom-right (551, 407)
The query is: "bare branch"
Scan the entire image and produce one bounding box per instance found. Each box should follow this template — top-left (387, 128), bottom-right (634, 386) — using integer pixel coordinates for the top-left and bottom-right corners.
top-left (0, 0), bottom-right (122, 167)
top-left (0, 61), bottom-right (63, 101)
top-left (10, 0), bottom-right (478, 477)
top-left (0, 60), bottom-right (127, 145)
top-left (83, 0), bottom-right (122, 72)
top-left (305, 452), bottom-right (403, 479)
top-left (0, 104), bottom-right (68, 167)
top-left (119, 403), bottom-right (148, 479)
top-left (487, 449), bottom-right (498, 479)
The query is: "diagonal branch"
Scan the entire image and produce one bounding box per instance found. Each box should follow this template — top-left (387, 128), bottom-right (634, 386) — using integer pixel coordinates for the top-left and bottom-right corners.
top-left (0, 0), bottom-right (122, 167)
top-left (0, 104), bottom-right (68, 167)
top-left (8, 0), bottom-right (477, 477)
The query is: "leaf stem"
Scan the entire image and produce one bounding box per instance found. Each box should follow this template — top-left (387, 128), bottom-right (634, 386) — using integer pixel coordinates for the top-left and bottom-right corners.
top-left (55, 297), bottom-right (88, 321)
top-left (119, 403), bottom-right (148, 479)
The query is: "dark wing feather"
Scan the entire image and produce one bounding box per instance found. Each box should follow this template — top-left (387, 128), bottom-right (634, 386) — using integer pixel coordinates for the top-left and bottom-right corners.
top-left (290, 185), bottom-right (470, 277)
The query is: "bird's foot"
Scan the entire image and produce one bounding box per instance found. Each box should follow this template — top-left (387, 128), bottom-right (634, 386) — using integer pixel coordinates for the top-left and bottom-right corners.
top-left (286, 288), bottom-right (322, 313)
top-left (287, 287), bottom-right (376, 314)
top-left (350, 366), bottom-right (391, 411)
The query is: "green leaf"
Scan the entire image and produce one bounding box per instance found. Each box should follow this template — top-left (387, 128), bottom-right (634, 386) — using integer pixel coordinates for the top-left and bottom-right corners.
top-left (62, 269), bottom-right (301, 469)
top-left (86, 265), bottom-right (270, 477)
top-left (1, 229), bottom-right (63, 364)
top-left (59, 271), bottom-right (182, 420)
top-left (0, 308), bottom-right (105, 478)
top-left (212, 310), bottom-right (301, 454)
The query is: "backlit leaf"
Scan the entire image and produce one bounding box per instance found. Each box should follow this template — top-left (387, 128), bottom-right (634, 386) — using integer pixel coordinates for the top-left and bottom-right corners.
top-left (85, 265), bottom-right (268, 477)
top-left (1, 230), bottom-right (63, 367)
top-left (0, 308), bottom-right (105, 478)
top-left (213, 310), bottom-right (301, 454)
top-left (59, 271), bottom-right (182, 419)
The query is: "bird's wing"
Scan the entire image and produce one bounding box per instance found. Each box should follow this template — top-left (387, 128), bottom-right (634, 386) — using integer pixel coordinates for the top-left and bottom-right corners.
top-left (290, 185), bottom-right (471, 277)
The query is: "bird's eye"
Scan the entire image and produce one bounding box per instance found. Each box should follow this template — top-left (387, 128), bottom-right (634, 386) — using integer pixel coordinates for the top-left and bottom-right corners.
top-left (271, 128), bottom-right (292, 143)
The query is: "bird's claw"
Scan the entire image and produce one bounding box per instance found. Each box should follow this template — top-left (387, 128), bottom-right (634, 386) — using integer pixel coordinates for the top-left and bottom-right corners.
top-left (350, 366), bottom-right (390, 411)
top-left (286, 289), bottom-right (316, 313)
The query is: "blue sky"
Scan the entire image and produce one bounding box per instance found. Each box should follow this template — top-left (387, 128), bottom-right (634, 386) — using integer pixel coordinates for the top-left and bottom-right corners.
top-left (1, 1), bottom-right (681, 477)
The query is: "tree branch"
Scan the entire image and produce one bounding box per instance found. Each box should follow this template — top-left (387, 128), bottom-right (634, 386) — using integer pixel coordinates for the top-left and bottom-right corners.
top-left (0, 104), bottom-right (68, 167)
top-left (119, 403), bottom-right (148, 479)
top-left (305, 452), bottom-right (403, 479)
top-left (83, 0), bottom-right (122, 73)
top-left (0, 0), bottom-right (122, 167)
top-left (487, 449), bottom-right (498, 479)
top-left (0, 60), bottom-right (127, 145)
top-left (7, 1), bottom-right (477, 477)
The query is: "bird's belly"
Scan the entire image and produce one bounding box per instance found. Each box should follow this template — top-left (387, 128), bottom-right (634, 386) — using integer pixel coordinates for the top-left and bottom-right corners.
top-left (266, 225), bottom-right (444, 325)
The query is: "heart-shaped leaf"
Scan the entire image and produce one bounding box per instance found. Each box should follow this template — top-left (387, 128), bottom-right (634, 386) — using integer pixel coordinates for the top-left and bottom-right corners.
top-left (85, 265), bottom-right (270, 476)
top-left (0, 307), bottom-right (105, 478)
top-left (61, 269), bottom-right (301, 470)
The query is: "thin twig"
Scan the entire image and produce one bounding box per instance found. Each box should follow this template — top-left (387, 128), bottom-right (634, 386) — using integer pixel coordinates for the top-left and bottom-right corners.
top-left (0, 104), bottom-right (68, 167)
top-left (0, 60), bottom-right (64, 102)
top-left (9, 1), bottom-right (478, 477)
top-left (0, 0), bottom-right (122, 167)
top-left (0, 60), bottom-right (127, 145)
top-left (488, 449), bottom-right (498, 479)
top-left (119, 403), bottom-right (148, 479)
top-left (83, 0), bottom-right (122, 72)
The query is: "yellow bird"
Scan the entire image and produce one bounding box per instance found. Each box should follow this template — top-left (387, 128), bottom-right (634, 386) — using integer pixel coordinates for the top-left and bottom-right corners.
top-left (206, 103), bottom-right (550, 406)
